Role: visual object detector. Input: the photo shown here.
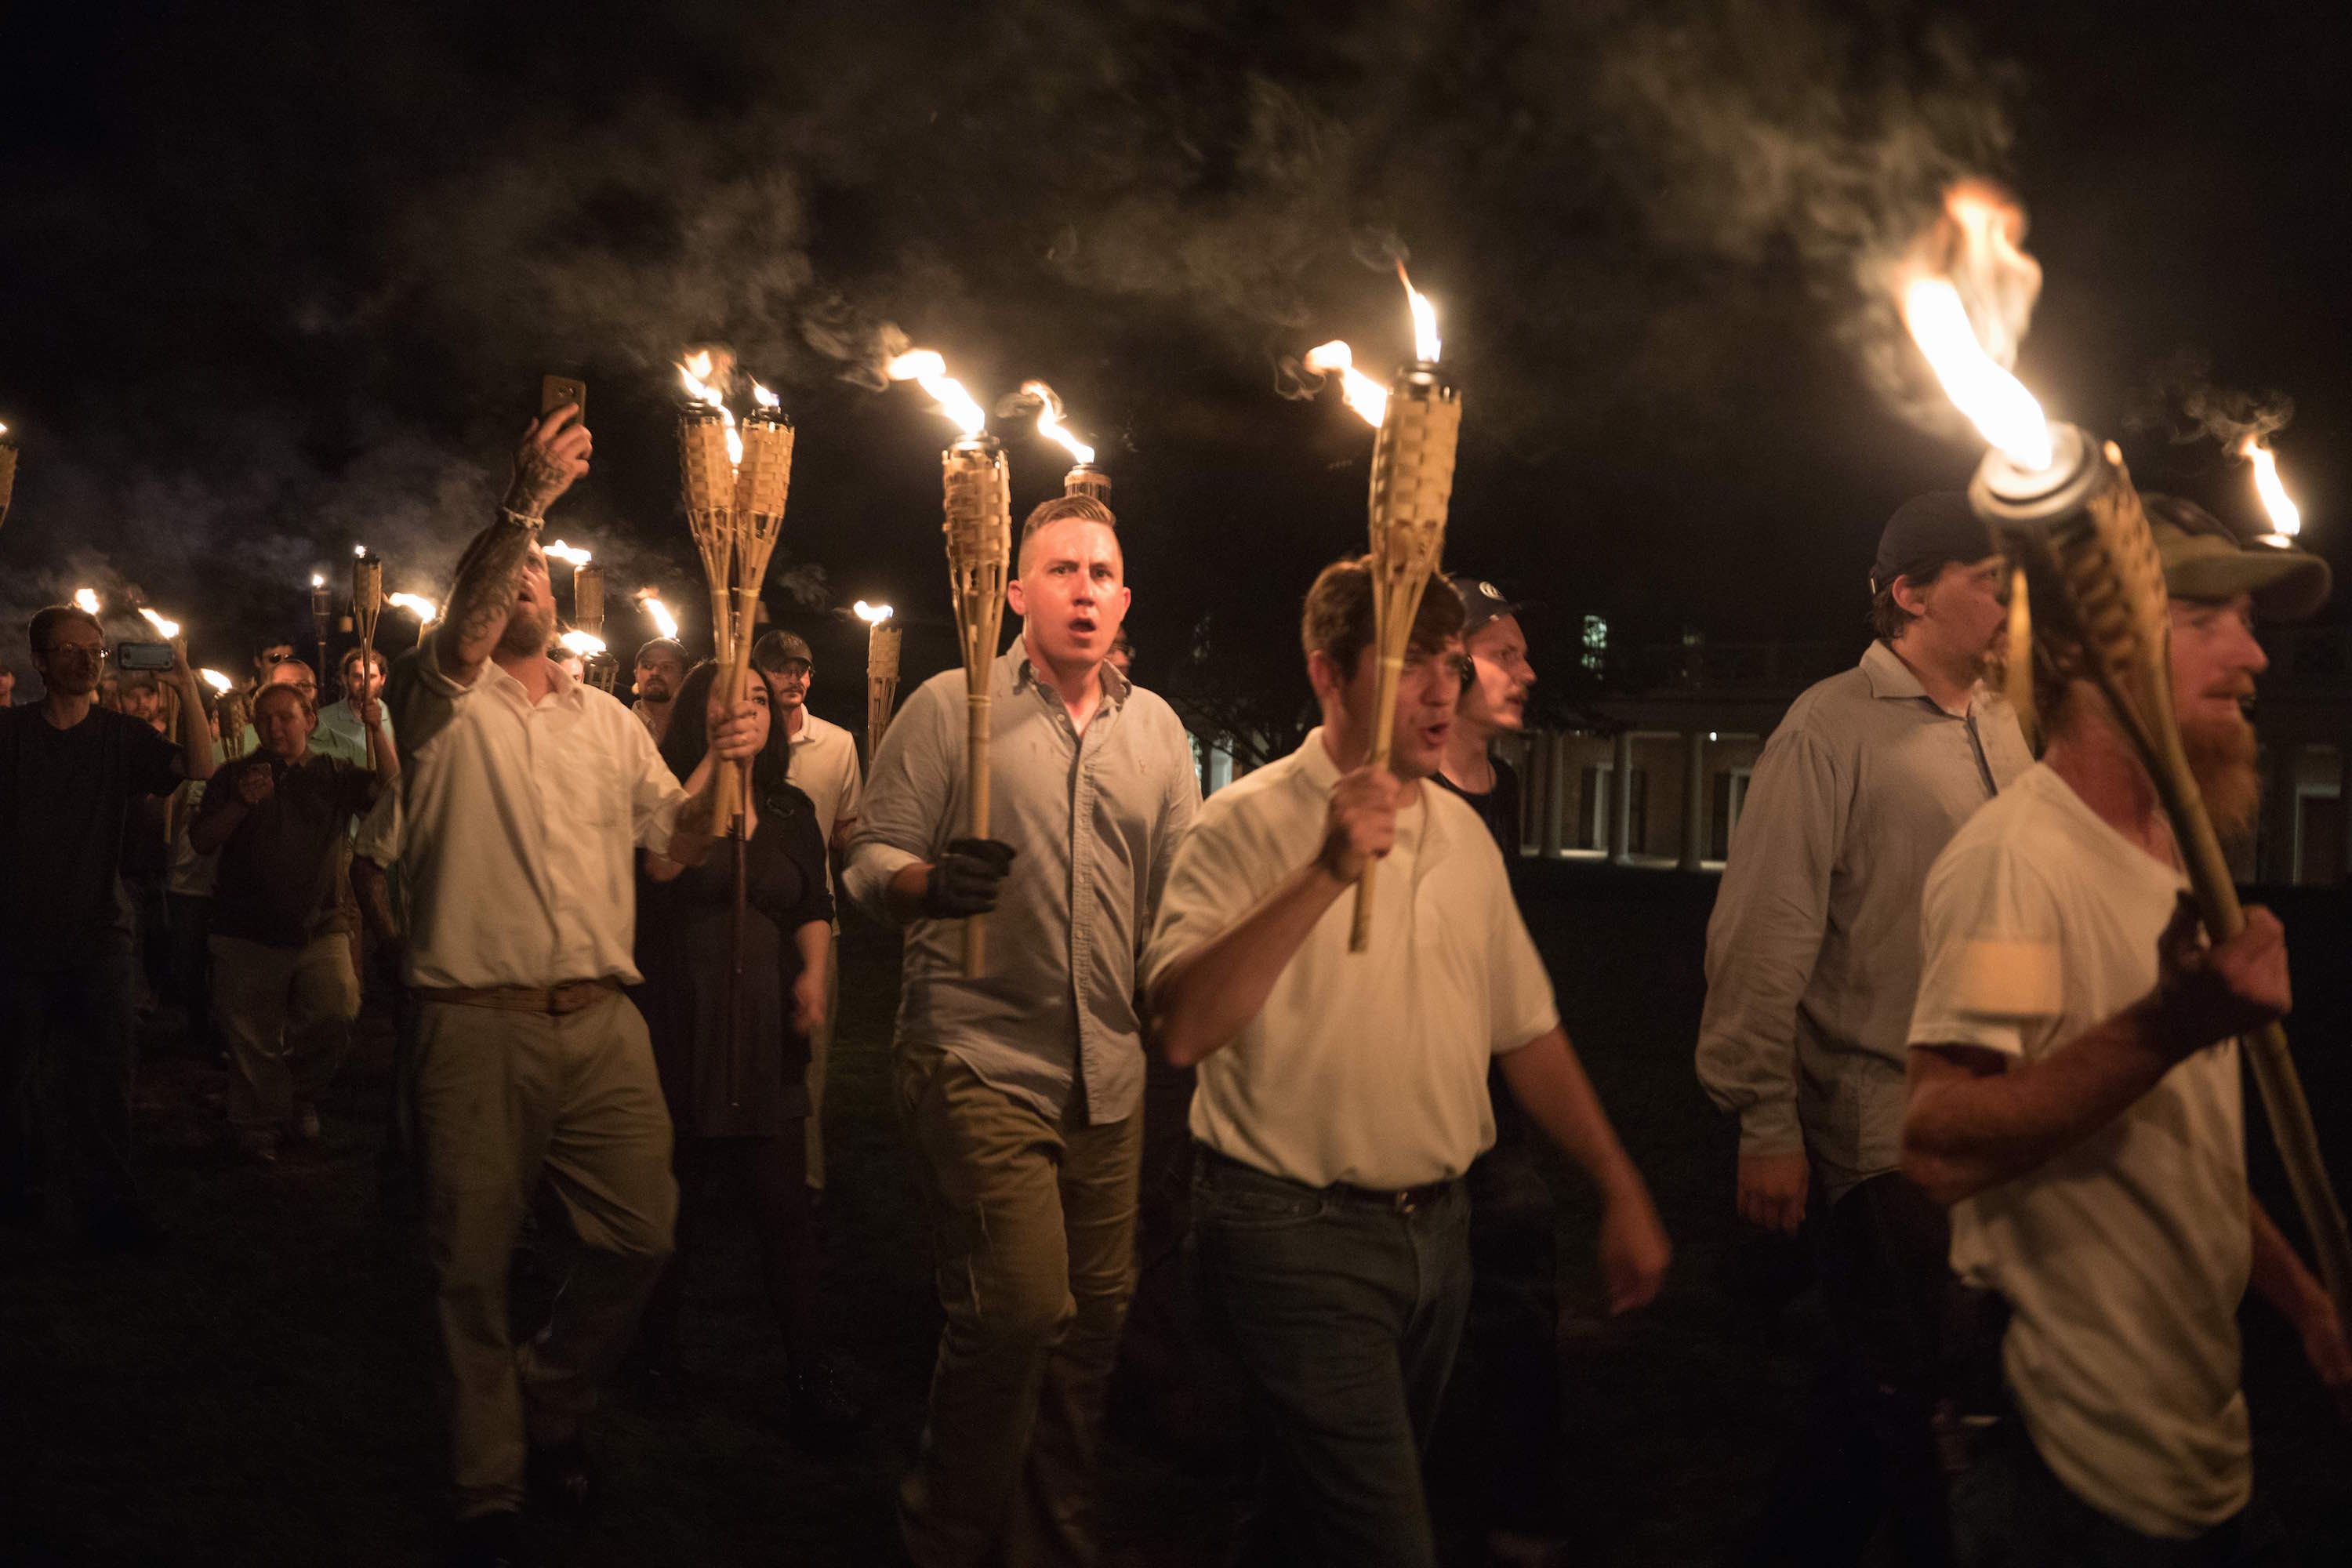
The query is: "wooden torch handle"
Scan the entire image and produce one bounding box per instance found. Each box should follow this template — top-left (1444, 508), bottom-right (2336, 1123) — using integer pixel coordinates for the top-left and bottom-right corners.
top-left (963, 694), bottom-right (993, 978)
top-left (1348, 650), bottom-right (1407, 953)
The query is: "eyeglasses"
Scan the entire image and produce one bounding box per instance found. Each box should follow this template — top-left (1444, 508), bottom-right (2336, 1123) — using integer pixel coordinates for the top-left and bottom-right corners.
top-left (43, 641), bottom-right (107, 662)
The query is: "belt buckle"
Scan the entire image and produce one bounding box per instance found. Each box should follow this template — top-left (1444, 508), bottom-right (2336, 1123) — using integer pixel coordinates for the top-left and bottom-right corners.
top-left (1393, 1189), bottom-right (1417, 1214)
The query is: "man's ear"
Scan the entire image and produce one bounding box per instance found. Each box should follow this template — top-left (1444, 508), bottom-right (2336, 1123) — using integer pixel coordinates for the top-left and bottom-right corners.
top-left (1890, 572), bottom-right (1933, 619)
top-left (1306, 648), bottom-right (1341, 705)
top-left (1007, 577), bottom-right (1028, 618)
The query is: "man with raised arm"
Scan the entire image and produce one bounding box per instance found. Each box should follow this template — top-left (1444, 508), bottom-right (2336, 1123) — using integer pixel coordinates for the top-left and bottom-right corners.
top-left (1905, 503), bottom-right (2351, 1562)
top-left (1144, 558), bottom-right (1668, 1568)
top-left (847, 492), bottom-right (1200, 1568)
top-left (383, 405), bottom-right (758, 1568)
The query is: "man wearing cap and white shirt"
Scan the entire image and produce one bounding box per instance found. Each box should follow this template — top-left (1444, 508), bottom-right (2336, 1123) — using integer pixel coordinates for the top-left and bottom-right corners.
top-left (1905, 497), bottom-right (2352, 1561)
top-left (751, 628), bottom-right (862, 1192)
top-left (1696, 492), bottom-right (2031, 1564)
top-left (1148, 557), bottom-right (1668, 1567)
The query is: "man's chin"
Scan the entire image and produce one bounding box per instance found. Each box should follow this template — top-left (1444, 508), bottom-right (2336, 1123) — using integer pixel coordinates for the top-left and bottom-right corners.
top-left (2183, 713), bottom-right (2261, 848)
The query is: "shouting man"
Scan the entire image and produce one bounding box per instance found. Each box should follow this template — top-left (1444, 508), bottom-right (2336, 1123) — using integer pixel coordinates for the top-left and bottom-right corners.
top-left (848, 492), bottom-right (1200, 1567)
top-left (1905, 500), bottom-right (2352, 1561)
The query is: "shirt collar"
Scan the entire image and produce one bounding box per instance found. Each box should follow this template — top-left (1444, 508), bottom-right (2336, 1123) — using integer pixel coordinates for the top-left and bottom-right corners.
top-left (486, 655), bottom-right (586, 712)
top-left (1860, 638), bottom-right (1930, 702)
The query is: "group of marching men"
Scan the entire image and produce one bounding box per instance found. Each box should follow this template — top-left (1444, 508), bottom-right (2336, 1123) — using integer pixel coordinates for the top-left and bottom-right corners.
top-left (9, 394), bottom-right (2350, 1568)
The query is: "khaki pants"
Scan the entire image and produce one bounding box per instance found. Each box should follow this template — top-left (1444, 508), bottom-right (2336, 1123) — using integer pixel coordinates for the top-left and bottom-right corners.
top-left (805, 938), bottom-right (840, 1189)
top-left (895, 1037), bottom-right (1142, 1568)
top-left (416, 991), bottom-right (677, 1519)
top-left (209, 932), bottom-right (359, 1141)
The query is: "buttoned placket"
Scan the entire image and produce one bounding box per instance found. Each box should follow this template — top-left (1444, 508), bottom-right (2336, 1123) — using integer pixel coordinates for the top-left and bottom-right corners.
top-left (1025, 660), bottom-right (1123, 1123)
top-left (499, 671), bottom-right (570, 976)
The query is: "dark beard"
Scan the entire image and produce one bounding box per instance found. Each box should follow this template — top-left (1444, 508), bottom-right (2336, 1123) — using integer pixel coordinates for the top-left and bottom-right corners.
top-left (497, 601), bottom-right (555, 659)
top-left (2183, 712), bottom-right (2260, 848)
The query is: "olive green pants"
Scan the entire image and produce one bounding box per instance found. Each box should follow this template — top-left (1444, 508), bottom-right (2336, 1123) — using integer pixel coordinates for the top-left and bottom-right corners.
top-left (895, 1037), bottom-right (1142, 1568)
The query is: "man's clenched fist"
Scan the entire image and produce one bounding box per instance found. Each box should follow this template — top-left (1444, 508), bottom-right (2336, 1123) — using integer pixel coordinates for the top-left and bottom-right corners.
top-left (1317, 765), bottom-right (1399, 884)
top-left (922, 838), bottom-right (1016, 920)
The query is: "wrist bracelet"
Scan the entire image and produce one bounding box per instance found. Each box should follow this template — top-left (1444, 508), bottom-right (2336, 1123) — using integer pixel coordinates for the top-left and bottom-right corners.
top-left (498, 506), bottom-right (543, 529)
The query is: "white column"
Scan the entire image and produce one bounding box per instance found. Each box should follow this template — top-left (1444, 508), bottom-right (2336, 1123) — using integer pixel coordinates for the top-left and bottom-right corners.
top-left (1610, 731), bottom-right (1634, 864)
top-left (1679, 731), bottom-right (1707, 872)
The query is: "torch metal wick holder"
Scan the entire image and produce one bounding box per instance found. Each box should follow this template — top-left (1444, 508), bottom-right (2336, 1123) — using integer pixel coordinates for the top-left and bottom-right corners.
top-left (1968, 419), bottom-right (2352, 1324)
top-left (1063, 463), bottom-right (1112, 504)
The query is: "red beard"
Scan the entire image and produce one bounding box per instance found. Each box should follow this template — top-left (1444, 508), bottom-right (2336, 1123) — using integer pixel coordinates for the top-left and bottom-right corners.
top-left (2183, 711), bottom-right (2260, 848)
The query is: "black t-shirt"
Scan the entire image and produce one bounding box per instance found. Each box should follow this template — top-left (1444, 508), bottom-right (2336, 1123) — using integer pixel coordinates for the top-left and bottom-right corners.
top-left (0, 704), bottom-right (184, 957)
top-left (1432, 753), bottom-right (1521, 862)
top-left (196, 752), bottom-right (376, 949)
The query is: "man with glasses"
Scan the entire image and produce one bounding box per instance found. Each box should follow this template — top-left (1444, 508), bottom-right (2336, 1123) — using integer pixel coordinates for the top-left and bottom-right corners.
top-left (1696, 493), bottom-right (2030, 1565)
top-left (1144, 560), bottom-right (1668, 1566)
top-left (0, 604), bottom-right (216, 1249)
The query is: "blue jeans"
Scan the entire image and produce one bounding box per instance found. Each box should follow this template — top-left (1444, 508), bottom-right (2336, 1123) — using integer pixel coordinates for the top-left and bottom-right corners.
top-left (1951, 1414), bottom-right (2288, 1568)
top-left (1189, 1150), bottom-right (1472, 1568)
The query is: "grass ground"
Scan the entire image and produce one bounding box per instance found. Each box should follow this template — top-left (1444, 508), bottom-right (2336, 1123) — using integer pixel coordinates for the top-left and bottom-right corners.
top-left (5, 866), bottom-right (2351, 1565)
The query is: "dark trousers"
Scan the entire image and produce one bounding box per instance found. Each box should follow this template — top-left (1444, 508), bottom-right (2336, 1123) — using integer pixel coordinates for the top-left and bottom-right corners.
top-left (1189, 1151), bottom-right (1472, 1568)
top-left (0, 942), bottom-right (144, 1225)
top-left (165, 892), bottom-right (216, 1058)
top-left (1741, 1171), bottom-right (1951, 1567)
top-left (638, 1126), bottom-right (820, 1365)
top-left (1435, 1091), bottom-right (1564, 1538)
top-left (1951, 1414), bottom-right (2287, 1567)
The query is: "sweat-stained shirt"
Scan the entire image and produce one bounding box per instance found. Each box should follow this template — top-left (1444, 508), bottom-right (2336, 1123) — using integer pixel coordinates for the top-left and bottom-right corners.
top-left (1694, 638), bottom-right (2032, 1199)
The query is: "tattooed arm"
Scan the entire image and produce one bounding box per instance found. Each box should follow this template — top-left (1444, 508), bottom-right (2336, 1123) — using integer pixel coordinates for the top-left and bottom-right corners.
top-left (435, 406), bottom-right (592, 685)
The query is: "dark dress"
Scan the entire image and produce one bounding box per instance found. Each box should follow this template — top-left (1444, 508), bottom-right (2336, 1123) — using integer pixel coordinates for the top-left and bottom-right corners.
top-left (634, 783), bottom-right (833, 1140)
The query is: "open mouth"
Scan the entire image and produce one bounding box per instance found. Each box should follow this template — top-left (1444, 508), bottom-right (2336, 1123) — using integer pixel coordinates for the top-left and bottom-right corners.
top-left (1069, 617), bottom-right (1098, 637)
top-left (1421, 721), bottom-right (1451, 749)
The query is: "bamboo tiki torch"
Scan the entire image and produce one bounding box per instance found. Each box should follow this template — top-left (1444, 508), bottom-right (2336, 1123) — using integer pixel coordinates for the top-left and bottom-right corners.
top-left (0, 423), bottom-right (17, 532)
top-left (1350, 271), bottom-right (1461, 952)
top-left (572, 563), bottom-right (616, 691)
top-left (308, 574), bottom-right (332, 699)
top-left (352, 550), bottom-right (384, 768)
top-left (858, 602), bottom-right (902, 765)
top-left (943, 436), bottom-right (1013, 977)
top-left (1973, 430), bottom-right (2352, 1326)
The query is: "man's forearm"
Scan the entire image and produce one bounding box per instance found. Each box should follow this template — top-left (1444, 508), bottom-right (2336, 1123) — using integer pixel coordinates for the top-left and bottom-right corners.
top-left (1903, 999), bottom-right (2182, 1205)
top-left (351, 857), bottom-right (401, 946)
top-left (2251, 1197), bottom-right (2332, 1326)
top-left (1149, 858), bottom-right (1347, 1069)
top-left (1500, 1029), bottom-right (1646, 1199)
top-left (178, 673), bottom-right (219, 782)
top-left (438, 514), bottom-right (538, 680)
top-left (188, 801), bottom-right (245, 855)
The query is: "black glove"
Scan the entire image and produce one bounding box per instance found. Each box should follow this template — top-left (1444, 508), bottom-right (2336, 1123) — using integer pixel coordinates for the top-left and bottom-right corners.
top-left (921, 837), bottom-right (1016, 919)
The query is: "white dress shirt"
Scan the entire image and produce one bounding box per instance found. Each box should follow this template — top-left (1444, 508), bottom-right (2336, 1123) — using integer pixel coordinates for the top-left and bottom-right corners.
top-left (784, 709), bottom-right (862, 892)
top-left (386, 636), bottom-right (689, 989)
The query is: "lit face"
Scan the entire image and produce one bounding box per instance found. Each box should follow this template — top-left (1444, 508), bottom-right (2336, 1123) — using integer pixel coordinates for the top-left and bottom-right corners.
top-left (499, 544), bottom-right (557, 657)
top-left (764, 659), bottom-right (811, 714)
top-left (267, 660), bottom-right (319, 706)
top-left (2170, 593), bottom-right (2266, 736)
top-left (1461, 615), bottom-right (1534, 732)
top-left (1901, 555), bottom-right (2009, 670)
top-left (252, 688), bottom-right (315, 760)
top-left (635, 647), bottom-right (686, 702)
top-left (340, 653), bottom-right (385, 702)
top-left (1008, 519), bottom-right (1130, 671)
top-left (120, 683), bottom-right (162, 722)
top-left (1331, 636), bottom-right (1465, 782)
top-left (710, 670), bottom-right (772, 753)
top-left (36, 621), bottom-right (106, 699)
top-left (255, 644), bottom-right (294, 677)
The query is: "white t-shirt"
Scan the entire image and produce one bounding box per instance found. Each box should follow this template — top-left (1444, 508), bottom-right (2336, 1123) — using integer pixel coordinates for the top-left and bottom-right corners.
top-left (1907, 763), bottom-right (2250, 1537)
top-left (1142, 728), bottom-right (1559, 1190)
top-left (785, 710), bottom-right (862, 895)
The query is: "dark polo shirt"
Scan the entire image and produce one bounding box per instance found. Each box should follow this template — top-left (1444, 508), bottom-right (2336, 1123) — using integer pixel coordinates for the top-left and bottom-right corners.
top-left (194, 752), bottom-right (375, 948)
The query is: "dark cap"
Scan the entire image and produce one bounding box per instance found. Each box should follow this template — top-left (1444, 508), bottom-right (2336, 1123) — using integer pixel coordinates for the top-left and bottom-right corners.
top-left (2143, 495), bottom-right (2332, 622)
top-left (1871, 492), bottom-right (1995, 597)
top-left (1445, 574), bottom-right (1521, 637)
top-left (752, 630), bottom-right (813, 670)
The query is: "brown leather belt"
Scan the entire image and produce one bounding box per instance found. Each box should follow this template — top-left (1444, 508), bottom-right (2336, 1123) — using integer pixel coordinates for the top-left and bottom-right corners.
top-left (1202, 1146), bottom-right (1457, 1215)
top-left (412, 977), bottom-right (622, 1014)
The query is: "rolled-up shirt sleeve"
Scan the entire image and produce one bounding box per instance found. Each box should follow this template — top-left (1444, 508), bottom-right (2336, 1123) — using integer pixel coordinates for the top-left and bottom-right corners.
top-left (1694, 727), bottom-right (1843, 1156)
top-left (845, 678), bottom-right (956, 927)
top-left (1907, 840), bottom-right (2064, 1061)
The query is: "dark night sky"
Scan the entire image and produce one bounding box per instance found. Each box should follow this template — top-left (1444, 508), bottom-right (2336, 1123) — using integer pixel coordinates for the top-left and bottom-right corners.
top-left (2, 0), bottom-right (2348, 724)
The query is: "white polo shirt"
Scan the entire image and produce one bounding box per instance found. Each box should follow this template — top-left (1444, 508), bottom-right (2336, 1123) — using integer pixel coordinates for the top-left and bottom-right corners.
top-left (388, 634), bottom-right (689, 990)
top-left (784, 709), bottom-right (862, 889)
top-left (1142, 728), bottom-right (1559, 1190)
top-left (1908, 763), bottom-right (2249, 1537)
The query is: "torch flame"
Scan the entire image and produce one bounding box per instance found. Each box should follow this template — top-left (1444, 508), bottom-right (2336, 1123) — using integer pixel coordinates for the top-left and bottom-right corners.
top-left (354, 543), bottom-right (367, 557)
top-left (1303, 341), bottom-right (1388, 426)
top-left (388, 593), bottom-right (438, 622)
top-left (139, 608), bottom-right (180, 640)
top-left (557, 630), bottom-right (607, 656)
top-left (74, 587), bottom-right (100, 615)
top-left (884, 349), bottom-right (988, 440)
top-left (1397, 262), bottom-right (1440, 365)
top-left (1021, 380), bottom-right (1095, 464)
top-left (200, 669), bottom-right (231, 693)
top-left (854, 600), bottom-right (895, 625)
top-left (2242, 437), bottom-right (2303, 538)
top-left (637, 590), bottom-right (679, 641)
top-left (680, 350), bottom-right (743, 467)
top-left (311, 573), bottom-right (326, 589)
top-left (543, 539), bottom-right (593, 566)
top-left (750, 379), bottom-right (780, 411)
top-left (1900, 279), bottom-right (2053, 471)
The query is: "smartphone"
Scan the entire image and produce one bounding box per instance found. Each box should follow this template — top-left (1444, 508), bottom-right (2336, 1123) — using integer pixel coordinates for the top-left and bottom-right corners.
top-left (541, 375), bottom-right (588, 423)
top-left (117, 641), bottom-right (175, 671)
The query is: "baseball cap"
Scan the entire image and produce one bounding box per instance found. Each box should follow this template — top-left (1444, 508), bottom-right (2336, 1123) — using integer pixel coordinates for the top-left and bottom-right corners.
top-left (1446, 574), bottom-right (1522, 637)
top-left (2143, 495), bottom-right (2331, 622)
top-left (753, 630), bottom-right (814, 670)
top-left (1872, 492), bottom-right (1995, 596)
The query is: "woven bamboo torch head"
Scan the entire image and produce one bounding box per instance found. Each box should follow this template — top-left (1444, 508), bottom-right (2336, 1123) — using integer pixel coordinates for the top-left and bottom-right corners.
top-left (351, 552), bottom-right (384, 623)
top-left (678, 403), bottom-right (736, 520)
top-left (572, 564), bottom-right (605, 635)
top-left (1367, 364), bottom-right (1462, 573)
top-left (942, 437), bottom-right (1013, 579)
top-left (869, 622), bottom-right (902, 682)
top-left (735, 403), bottom-right (797, 523)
